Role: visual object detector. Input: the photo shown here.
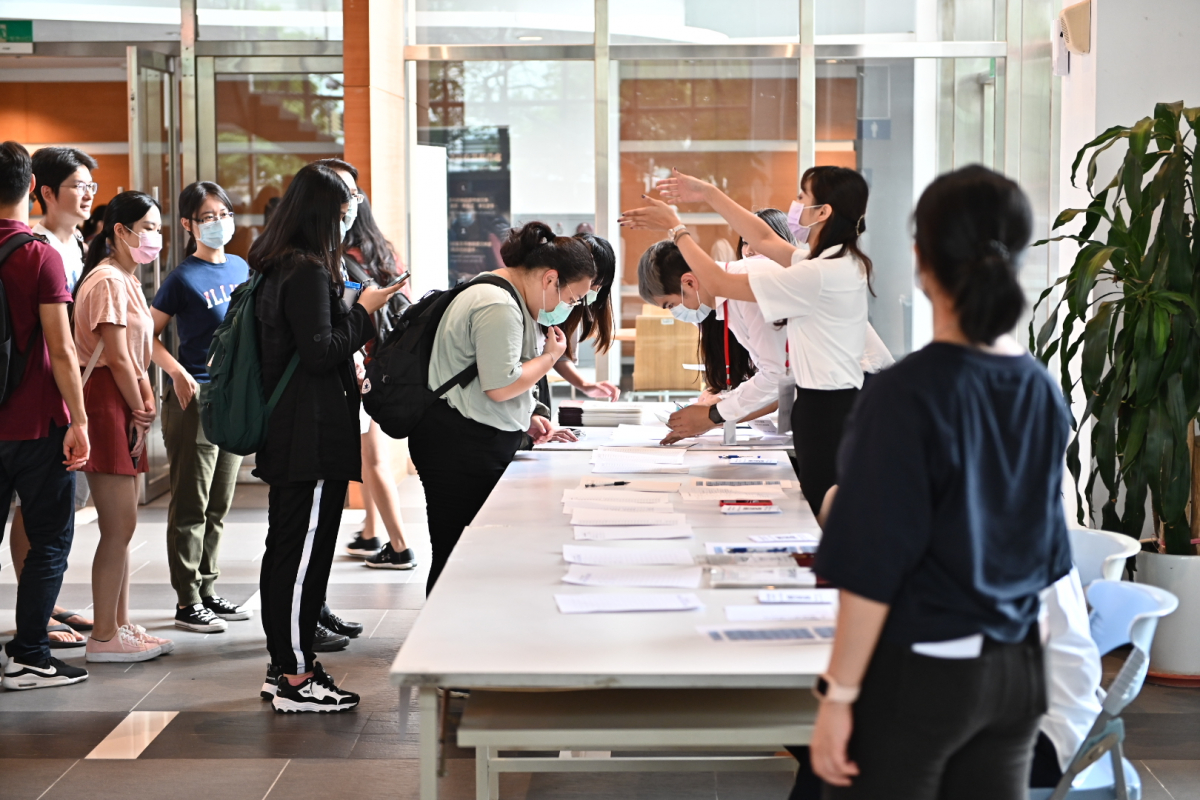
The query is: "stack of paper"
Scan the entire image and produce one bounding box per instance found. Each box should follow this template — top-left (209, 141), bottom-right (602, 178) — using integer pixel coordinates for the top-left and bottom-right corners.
top-left (697, 553), bottom-right (798, 567)
top-left (562, 564), bottom-right (704, 589)
top-left (569, 508), bottom-right (687, 526)
top-left (679, 478), bottom-right (789, 500)
top-left (555, 593), bottom-right (703, 614)
top-left (573, 525), bottom-right (695, 541)
top-left (558, 402), bottom-right (646, 428)
top-left (562, 544), bottom-right (694, 566)
top-left (709, 566), bottom-right (817, 588)
top-left (748, 532), bottom-right (821, 553)
top-left (705, 542), bottom-right (805, 555)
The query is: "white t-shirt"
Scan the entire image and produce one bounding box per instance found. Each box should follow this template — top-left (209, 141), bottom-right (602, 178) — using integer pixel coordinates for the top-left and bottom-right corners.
top-left (746, 246), bottom-right (869, 391)
top-left (712, 257), bottom-right (790, 422)
top-left (31, 222), bottom-right (84, 293)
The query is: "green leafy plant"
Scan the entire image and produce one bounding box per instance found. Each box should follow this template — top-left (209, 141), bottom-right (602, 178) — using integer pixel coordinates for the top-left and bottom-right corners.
top-left (1031, 101), bottom-right (1200, 555)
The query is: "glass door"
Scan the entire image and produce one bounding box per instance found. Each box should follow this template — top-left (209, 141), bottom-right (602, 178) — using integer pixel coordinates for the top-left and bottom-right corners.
top-left (127, 46), bottom-right (179, 503)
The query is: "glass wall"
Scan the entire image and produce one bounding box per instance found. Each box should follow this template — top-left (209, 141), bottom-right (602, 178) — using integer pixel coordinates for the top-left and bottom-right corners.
top-left (199, 0), bottom-right (344, 41)
top-left (414, 1), bottom-right (594, 45)
top-left (215, 72), bottom-right (345, 258)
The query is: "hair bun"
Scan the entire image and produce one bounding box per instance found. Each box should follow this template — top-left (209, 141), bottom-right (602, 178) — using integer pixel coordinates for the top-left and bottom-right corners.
top-left (500, 221), bottom-right (555, 267)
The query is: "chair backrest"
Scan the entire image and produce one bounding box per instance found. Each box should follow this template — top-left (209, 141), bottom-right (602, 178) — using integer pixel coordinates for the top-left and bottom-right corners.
top-left (1086, 580), bottom-right (1178, 716)
top-left (1069, 528), bottom-right (1140, 586)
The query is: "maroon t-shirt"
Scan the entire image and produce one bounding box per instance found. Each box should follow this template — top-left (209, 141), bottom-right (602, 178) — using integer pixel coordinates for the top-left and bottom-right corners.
top-left (0, 219), bottom-right (72, 440)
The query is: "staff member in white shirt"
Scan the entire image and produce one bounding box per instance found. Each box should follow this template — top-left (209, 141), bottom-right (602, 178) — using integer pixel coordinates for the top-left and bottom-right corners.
top-left (621, 166), bottom-right (872, 514)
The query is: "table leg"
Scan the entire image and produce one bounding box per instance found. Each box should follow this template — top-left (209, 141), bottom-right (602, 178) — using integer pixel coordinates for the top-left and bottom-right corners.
top-left (399, 685), bottom-right (413, 735)
top-left (475, 745), bottom-right (491, 800)
top-left (488, 747), bottom-right (499, 800)
top-left (419, 685), bottom-right (440, 800)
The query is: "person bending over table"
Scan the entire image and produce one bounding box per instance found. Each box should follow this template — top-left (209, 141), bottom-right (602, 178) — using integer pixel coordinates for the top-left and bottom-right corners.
top-left (621, 167), bottom-right (872, 515)
top-left (410, 221), bottom-right (593, 594)
top-left (805, 165), bottom-right (1072, 799)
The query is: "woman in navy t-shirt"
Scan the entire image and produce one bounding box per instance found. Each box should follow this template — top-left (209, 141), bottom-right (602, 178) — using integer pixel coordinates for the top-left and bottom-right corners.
top-left (150, 181), bottom-right (250, 634)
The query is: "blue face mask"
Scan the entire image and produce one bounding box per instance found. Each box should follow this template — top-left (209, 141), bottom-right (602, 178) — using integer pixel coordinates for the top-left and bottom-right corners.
top-left (339, 198), bottom-right (359, 242)
top-left (197, 216), bottom-right (234, 250)
top-left (669, 284), bottom-right (712, 325)
top-left (537, 281), bottom-right (573, 326)
top-left (585, 288), bottom-right (599, 306)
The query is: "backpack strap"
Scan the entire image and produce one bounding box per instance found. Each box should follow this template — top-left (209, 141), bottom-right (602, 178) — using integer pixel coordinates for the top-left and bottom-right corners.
top-left (430, 273), bottom-right (526, 398)
top-left (0, 233), bottom-right (48, 354)
top-left (265, 352), bottom-right (300, 415)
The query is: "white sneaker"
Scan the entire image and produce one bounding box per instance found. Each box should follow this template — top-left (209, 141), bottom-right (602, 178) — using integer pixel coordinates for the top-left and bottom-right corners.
top-left (85, 626), bottom-right (163, 663)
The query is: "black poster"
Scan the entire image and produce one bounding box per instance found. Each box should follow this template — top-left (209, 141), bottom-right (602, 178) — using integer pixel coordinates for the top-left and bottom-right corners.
top-left (439, 126), bottom-right (511, 285)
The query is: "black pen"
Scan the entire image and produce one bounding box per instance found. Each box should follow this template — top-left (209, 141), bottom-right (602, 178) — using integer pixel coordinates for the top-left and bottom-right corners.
top-left (584, 481), bottom-right (631, 487)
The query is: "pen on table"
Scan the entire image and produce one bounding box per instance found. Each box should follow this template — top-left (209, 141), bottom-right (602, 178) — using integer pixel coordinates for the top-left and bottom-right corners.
top-left (719, 454), bottom-right (763, 460)
top-left (584, 481), bottom-right (631, 487)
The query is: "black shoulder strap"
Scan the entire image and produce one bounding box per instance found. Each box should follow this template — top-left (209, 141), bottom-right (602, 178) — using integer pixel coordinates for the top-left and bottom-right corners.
top-left (0, 232), bottom-right (40, 267)
top-left (430, 273), bottom-right (526, 398)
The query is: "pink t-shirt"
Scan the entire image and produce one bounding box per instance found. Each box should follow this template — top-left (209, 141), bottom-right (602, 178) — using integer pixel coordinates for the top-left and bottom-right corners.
top-left (74, 262), bottom-right (154, 379)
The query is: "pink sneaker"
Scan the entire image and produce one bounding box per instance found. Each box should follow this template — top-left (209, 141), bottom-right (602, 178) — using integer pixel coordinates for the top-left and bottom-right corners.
top-left (132, 625), bottom-right (175, 655)
top-left (85, 625), bottom-right (163, 663)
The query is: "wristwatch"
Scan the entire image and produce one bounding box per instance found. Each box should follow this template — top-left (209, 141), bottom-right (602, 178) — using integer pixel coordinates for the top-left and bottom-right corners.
top-left (813, 674), bottom-right (860, 704)
top-left (668, 224), bottom-right (689, 242)
top-left (707, 405), bottom-right (725, 425)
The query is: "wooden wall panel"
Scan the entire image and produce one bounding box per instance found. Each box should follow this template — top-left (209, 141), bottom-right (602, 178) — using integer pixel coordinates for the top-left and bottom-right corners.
top-left (3, 82), bottom-right (128, 144)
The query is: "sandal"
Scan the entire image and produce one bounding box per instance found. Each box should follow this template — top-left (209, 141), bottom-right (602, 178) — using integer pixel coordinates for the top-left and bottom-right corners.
top-left (52, 610), bottom-right (93, 632)
top-left (48, 624), bottom-right (86, 648)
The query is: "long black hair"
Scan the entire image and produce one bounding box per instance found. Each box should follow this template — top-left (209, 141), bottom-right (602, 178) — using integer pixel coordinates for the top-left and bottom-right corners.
top-left (802, 166), bottom-right (873, 291)
top-left (247, 163), bottom-right (350, 286)
top-left (499, 221), bottom-right (597, 285)
top-left (914, 164), bottom-right (1031, 345)
top-left (636, 240), bottom-right (755, 392)
top-left (78, 190), bottom-right (161, 296)
top-left (738, 207), bottom-right (795, 258)
top-left (557, 232), bottom-right (615, 359)
top-left (178, 180), bottom-right (234, 258)
top-left (343, 193), bottom-right (397, 283)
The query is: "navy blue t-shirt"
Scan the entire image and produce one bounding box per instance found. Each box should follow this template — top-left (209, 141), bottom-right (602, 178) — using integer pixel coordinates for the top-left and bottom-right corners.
top-left (815, 342), bottom-right (1073, 645)
top-left (152, 254), bottom-right (250, 382)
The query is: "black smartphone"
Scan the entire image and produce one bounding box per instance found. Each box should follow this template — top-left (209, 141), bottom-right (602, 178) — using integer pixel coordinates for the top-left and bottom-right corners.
top-left (384, 270), bottom-right (411, 288)
top-left (128, 425), bottom-right (140, 470)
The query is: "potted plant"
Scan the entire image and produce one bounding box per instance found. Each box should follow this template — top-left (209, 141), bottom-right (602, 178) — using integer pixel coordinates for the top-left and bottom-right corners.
top-left (1033, 101), bottom-right (1199, 684)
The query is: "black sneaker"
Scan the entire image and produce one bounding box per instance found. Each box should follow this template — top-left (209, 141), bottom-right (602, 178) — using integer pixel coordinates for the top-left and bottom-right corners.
top-left (175, 603), bottom-right (228, 633)
top-left (272, 661), bottom-right (359, 713)
top-left (344, 532), bottom-right (381, 557)
top-left (2, 656), bottom-right (89, 690)
top-left (261, 662), bottom-right (282, 700)
top-left (364, 543), bottom-right (418, 570)
top-left (319, 605), bottom-right (363, 638)
top-left (312, 623), bottom-right (350, 652)
top-left (202, 595), bottom-right (252, 621)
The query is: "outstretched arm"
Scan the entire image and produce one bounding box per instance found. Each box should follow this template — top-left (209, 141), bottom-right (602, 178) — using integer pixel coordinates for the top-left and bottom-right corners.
top-left (657, 169), bottom-right (800, 267)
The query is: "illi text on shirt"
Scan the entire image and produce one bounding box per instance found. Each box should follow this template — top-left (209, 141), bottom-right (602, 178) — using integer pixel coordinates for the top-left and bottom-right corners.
top-left (203, 284), bottom-right (237, 309)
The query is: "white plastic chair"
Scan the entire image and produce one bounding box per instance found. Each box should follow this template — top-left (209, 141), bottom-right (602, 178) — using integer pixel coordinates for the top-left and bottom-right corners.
top-left (1068, 528), bottom-right (1140, 586)
top-left (1030, 580), bottom-right (1179, 800)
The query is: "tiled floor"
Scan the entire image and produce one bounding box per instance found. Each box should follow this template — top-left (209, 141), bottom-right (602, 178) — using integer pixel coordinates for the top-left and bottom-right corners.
top-left (2, 477), bottom-right (1199, 799)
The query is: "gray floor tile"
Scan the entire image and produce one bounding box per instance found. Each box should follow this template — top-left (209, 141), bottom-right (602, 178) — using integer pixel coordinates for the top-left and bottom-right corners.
top-left (0, 758), bottom-right (80, 800)
top-left (40, 758), bottom-right (287, 800)
top-left (139, 711), bottom-right (368, 759)
top-left (1123, 714), bottom-right (1200, 760)
top-left (0, 712), bottom-right (127, 758)
top-left (1143, 760), bottom-right (1200, 800)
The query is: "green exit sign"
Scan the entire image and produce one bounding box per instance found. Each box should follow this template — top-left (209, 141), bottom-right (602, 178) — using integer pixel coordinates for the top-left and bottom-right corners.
top-left (0, 21), bottom-right (33, 43)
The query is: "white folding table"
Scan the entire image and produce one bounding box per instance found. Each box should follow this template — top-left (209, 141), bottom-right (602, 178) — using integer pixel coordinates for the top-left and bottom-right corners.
top-left (388, 447), bottom-right (830, 799)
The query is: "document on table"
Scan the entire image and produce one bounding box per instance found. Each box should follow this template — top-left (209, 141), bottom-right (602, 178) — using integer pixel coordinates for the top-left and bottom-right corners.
top-left (748, 533), bottom-right (821, 544)
top-left (562, 544), bottom-right (695, 566)
top-left (609, 424), bottom-right (676, 444)
top-left (569, 508), bottom-right (686, 526)
top-left (563, 499), bottom-right (676, 513)
top-left (591, 448), bottom-right (687, 473)
top-left (678, 478), bottom-right (788, 500)
top-left (724, 604), bottom-right (836, 622)
top-left (698, 623), bottom-right (836, 644)
top-left (759, 589), bottom-right (839, 604)
top-left (592, 463), bottom-right (690, 475)
top-left (709, 567), bottom-right (817, 588)
top-left (555, 593), bottom-right (704, 614)
top-left (562, 564), bottom-right (704, 589)
top-left (597, 446), bottom-right (687, 463)
top-left (705, 542), bottom-right (805, 555)
top-left (577, 479), bottom-right (682, 493)
top-left (696, 553), bottom-right (798, 567)
top-left (562, 488), bottom-right (670, 504)
top-left (573, 525), bottom-right (695, 541)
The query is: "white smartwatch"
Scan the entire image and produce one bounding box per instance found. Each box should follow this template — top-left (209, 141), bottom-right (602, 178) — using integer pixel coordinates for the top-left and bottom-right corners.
top-left (812, 673), bottom-right (860, 704)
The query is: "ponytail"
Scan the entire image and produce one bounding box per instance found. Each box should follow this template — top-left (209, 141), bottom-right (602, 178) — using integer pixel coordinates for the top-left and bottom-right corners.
top-left (499, 221), bottom-right (596, 284)
top-left (913, 165), bottom-right (1032, 345)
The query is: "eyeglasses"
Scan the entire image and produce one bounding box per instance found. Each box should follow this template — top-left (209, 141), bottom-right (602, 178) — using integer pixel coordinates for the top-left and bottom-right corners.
top-left (350, 191), bottom-right (365, 204)
top-left (191, 212), bottom-right (235, 225)
top-left (62, 181), bottom-right (98, 194)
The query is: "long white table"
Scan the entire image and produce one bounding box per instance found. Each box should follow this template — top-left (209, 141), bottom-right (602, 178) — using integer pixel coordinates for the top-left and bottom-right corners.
top-left (389, 444), bottom-right (830, 799)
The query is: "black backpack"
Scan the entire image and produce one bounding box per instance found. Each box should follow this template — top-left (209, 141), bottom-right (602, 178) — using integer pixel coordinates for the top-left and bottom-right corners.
top-left (361, 274), bottom-right (521, 439)
top-left (0, 232), bottom-right (46, 406)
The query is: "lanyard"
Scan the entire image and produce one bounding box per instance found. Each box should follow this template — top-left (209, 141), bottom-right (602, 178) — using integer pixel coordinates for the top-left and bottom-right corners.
top-left (723, 300), bottom-right (731, 390)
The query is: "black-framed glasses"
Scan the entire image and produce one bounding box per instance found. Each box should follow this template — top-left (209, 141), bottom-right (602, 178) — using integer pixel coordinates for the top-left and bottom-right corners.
top-left (191, 212), bottom-right (235, 225)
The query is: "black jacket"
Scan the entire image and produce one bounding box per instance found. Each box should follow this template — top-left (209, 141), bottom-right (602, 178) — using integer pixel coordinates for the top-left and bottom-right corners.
top-left (254, 256), bottom-right (374, 484)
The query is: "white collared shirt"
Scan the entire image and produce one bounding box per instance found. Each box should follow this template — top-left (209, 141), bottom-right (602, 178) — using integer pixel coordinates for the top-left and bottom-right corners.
top-left (746, 246), bottom-right (869, 391)
top-left (712, 257), bottom-right (791, 422)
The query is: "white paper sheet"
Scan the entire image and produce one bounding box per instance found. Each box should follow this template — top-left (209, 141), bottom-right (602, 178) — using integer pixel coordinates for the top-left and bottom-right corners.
top-left (555, 593), bottom-right (703, 614)
top-left (709, 567), bottom-right (817, 588)
top-left (569, 508), bottom-right (687, 526)
top-left (573, 525), bottom-right (695, 541)
top-left (592, 464), bottom-right (690, 474)
top-left (759, 589), bottom-right (839, 604)
top-left (705, 542), bottom-right (804, 555)
top-left (597, 446), bottom-right (687, 463)
top-left (698, 623), bottom-right (836, 644)
top-left (682, 478), bottom-right (788, 496)
top-left (577, 479), bottom-right (682, 493)
top-left (562, 564), bottom-right (704, 589)
top-left (562, 488), bottom-right (670, 504)
top-left (724, 604), bottom-right (836, 622)
top-left (563, 499), bottom-right (676, 513)
top-left (748, 533), bottom-right (821, 544)
top-left (562, 545), bottom-right (695, 566)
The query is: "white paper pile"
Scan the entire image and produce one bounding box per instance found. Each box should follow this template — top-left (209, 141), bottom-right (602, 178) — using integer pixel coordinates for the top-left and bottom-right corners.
top-left (709, 566), bottom-right (817, 588)
top-left (555, 593), bottom-right (703, 614)
top-left (573, 525), bottom-right (695, 541)
top-left (569, 508), bottom-right (687, 526)
top-left (679, 478), bottom-right (789, 500)
top-left (562, 564), bottom-right (704, 589)
top-left (591, 447), bottom-right (689, 475)
top-left (562, 544), bottom-right (694, 566)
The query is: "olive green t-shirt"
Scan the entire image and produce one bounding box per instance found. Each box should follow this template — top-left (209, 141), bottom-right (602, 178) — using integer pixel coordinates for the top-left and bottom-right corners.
top-left (428, 274), bottom-right (538, 431)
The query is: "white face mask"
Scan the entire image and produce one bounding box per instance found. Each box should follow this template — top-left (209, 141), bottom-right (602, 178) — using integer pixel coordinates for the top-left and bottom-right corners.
top-left (197, 216), bottom-right (234, 249)
top-left (669, 283), bottom-right (712, 325)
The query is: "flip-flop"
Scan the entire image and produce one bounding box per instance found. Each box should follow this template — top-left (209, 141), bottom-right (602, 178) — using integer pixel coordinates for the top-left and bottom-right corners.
top-left (47, 624), bottom-right (86, 648)
top-left (52, 610), bottom-right (93, 632)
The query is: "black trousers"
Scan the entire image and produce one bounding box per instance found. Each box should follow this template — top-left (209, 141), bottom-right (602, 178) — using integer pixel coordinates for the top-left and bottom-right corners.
top-left (821, 634), bottom-right (1046, 800)
top-left (409, 401), bottom-right (524, 594)
top-left (791, 386), bottom-right (859, 515)
top-left (260, 479), bottom-right (348, 674)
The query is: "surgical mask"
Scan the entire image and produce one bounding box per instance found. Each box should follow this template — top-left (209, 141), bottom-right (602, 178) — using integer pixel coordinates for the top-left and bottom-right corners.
top-left (197, 216), bottom-right (234, 249)
top-left (787, 199), bottom-right (822, 244)
top-left (537, 282), bottom-right (573, 326)
top-left (670, 285), bottom-right (712, 325)
top-left (340, 199), bottom-right (359, 242)
top-left (122, 228), bottom-right (162, 264)
top-left (585, 288), bottom-right (599, 305)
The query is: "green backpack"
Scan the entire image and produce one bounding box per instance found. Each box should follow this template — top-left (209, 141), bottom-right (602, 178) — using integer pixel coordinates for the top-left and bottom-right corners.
top-left (199, 272), bottom-right (299, 456)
